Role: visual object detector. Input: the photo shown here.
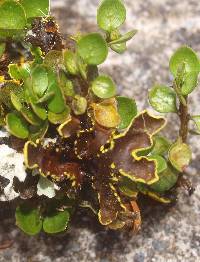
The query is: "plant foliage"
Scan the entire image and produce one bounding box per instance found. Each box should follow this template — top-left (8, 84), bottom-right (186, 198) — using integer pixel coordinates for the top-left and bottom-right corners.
top-left (0, 0), bottom-right (199, 235)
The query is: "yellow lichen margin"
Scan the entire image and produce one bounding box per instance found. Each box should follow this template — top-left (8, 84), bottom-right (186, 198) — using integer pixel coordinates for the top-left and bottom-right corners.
top-left (23, 141), bottom-right (39, 169)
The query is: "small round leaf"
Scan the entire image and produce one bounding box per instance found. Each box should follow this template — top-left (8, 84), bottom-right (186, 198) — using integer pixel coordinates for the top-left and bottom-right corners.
top-left (181, 71), bottom-right (198, 95)
top-left (92, 75), bottom-right (116, 99)
top-left (149, 85), bottom-right (177, 113)
top-left (15, 204), bottom-right (42, 236)
top-left (77, 33), bottom-right (108, 65)
top-left (20, 0), bottom-right (49, 18)
top-left (32, 65), bottom-right (48, 98)
top-left (110, 42), bottom-right (126, 54)
top-left (93, 100), bottom-right (121, 128)
top-left (0, 0), bottom-right (26, 30)
top-left (97, 0), bottom-right (126, 32)
top-left (168, 140), bottom-right (192, 172)
top-left (43, 210), bottom-right (70, 234)
top-left (63, 50), bottom-right (79, 75)
top-left (72, 96), bottom-right (87, 116)
top-left (6, 112), bottom-right (29, 139)
top-left (169, 46), bottom-right (200, 76)
top-left (116, 96), bottom-right (137, 129)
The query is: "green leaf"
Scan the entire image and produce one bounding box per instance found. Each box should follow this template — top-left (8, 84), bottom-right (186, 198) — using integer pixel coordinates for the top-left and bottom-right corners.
top-left (48, 106), bottom-right (70, 124)
top-left (77, 33), bottom-right (108, 65)
top-left (149, 167), bottom-right (178, 193)
top-left (63, 50), bottom-right (79, 75)
top-left (20, 0), bottom-right (49, 19)
top-left (32, 65), bottom-right (48, 98)
top-left (35, 91), bottom-right (55, 104)
top-left (47, 82), bottom-right (66, 114)
top-left (116, 96), bottom-right (137, 129)
top-left (110, 42), bottom-right (126, 54)
top-left (9, 63), bottom-right (30, 80)
top-left (6, 112), bottom-right (29, 139)
top-left (43, 210), bottom-right (70, 234)
top-left (149, 155), bottom-right (167, 174)
top-left (97, 0), bottom-right (126, 32)
top-left (149, 85), bottom-right (177, 113)
top-left (168, 139), bottom-right (192, 172)
top-left (15, 204), bottom-right (42, 236)
top-left (91, 75), bottom-right (116, 99)
top-left (72, 95), bottom-right (87, 115)
top-left (169, 46), bottom-right (200, 77)
top-left (29, 121), bottom-right (48, 141)
top-left (8, 64), bottom-right (21, 80)
top-left (0, 0), bottom-right (26, 30)
top-left (119, 177), bottom-right (138, 197)
top-left (151, 135), bottom-right (171, 156)
top-left (11, 92), bottom-right (23, 111)
top-left (109, 30), bottom-right (138, 45)
top-left (21, 106), bottom-right (42, 126)
top-left (192, 115), bottom-right (200, 133)
top-left (43, 50), bottom-right (63, 71)
top-left (0, 43), bottom-right (5, 58)
top-left (181, 71), bottom-right (198, 95)
top-left (30, 102), bottom-right (47, 121)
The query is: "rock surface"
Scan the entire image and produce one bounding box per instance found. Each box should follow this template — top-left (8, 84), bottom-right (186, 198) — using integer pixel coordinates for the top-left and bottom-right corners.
top-left (0, 0), bottom-right (200, 261)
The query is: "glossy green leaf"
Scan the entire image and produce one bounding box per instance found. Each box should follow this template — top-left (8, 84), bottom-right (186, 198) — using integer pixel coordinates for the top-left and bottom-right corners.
top-left (9, 63), bottom-right (30, 80)
top-left (149, 167), bottom-right (178, 193)
top-left (181, 71), bottom-right (198, 95)
top-left (35, 91), bottom-right (55, 104)
top-left (151, 135), bottom-right (171, 156)
top-left (149, 85), bottom-right (177, 113)
top-left (47, 82), bottom-right (66, 114)
top-left (43, 210), bottom-right (70, 234)
top-left (18, 63), bottom-right (31, 80)
top-left (0, 43), bottom-right (5, 58)
top-left (6, 112), bottom-right (29, 139)
top-left (63, 50), bottom-right (78, 75)
top-left (169, 46), bottom-right (200, 77)
top-left (32, 65), bottom-right (48, 97)
top-left (149, 155), bottom-right (167, 174)
top-left (97, 0), bottom-right (126, 32)
top-left (77, 33), bottom-right (108, 65)
top-left (0, 0), bottom-right (26, 30)
top-left (8, 64), bottom-right (21, 80)
top-left (21, 106), bottom-right (42, 126)
top-left (119, 177), bottom-right (138, 197)
top-left (31, 102), bottom-right (47, 121)
top-left (110, 42), bottom-right (126, 54)
top-left (15, 204), bottom-right (42, 236)
top-left (109, 30), bottom-right (138, 45)
top-left (11, 92), bottom-right (23, 111)
top-left (168, 139), bottom-right (192, 172)
top-left (72, 96), bottom-right (87, 115)
top-left (116, 96), bottom-right (137, 129)
top-left (20, 0), bottom-right (49, 19)
top-left (91, 75), bottom-right (116, 99)
top-left (48, 106), bottom-right (70, 124)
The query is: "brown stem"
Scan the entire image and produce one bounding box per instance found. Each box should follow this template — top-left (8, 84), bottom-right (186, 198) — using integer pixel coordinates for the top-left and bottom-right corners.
top-left (178, 96), bottom-right (189, 143)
